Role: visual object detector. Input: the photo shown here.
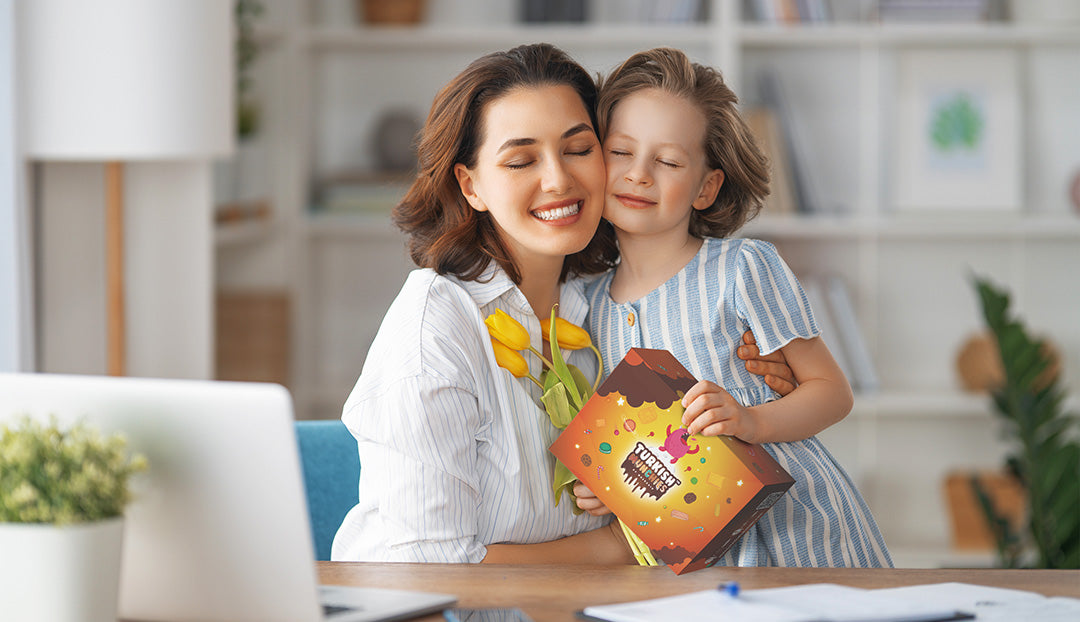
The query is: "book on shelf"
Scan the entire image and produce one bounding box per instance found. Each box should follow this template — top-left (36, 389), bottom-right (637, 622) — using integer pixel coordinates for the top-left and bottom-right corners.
top-left (745, 106), bottom-right (797, 217)
top-left (756, 70), bottom-right (825, 214)
top-left (746, 0), bottom-right (833, 24)
top-left (822, 275), bottom-right (879, 393)
top-left (312, 171), bottom-right (412, 215)
top-left (801, 277), bottom-right (856, 385)
top-left (594, 0), bottom-right (704, 23)
top-left (877, 0), bottom-right (991, 23)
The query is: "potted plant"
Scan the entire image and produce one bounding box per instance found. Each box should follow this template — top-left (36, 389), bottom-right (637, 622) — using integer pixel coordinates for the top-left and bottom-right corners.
top-left (235, 0), bottom-right (264, 142)
top-left (966, 275), bottom-right (1080, 568)
top-left (0, 416), bottom-right (147, 622)
top-left (215, 0), bottom-right (266, 209)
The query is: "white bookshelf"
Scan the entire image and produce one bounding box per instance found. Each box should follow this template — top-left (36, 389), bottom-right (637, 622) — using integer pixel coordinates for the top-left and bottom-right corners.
top-left (217, 0), bottom-right (1080, 568)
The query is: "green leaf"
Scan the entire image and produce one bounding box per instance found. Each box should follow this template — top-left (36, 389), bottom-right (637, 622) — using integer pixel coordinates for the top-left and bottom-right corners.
top-left (567, 364), bottom-right (593, 402)
top-left (541, 383), bottom-right (575, 430)
top-left (547, 305), bottom-right (582, 411)
top-left (552, 460), bottom-right (582, 515)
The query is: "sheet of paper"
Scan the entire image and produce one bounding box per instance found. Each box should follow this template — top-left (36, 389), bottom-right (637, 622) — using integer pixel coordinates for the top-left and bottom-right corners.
top-left (874, 582), bottom-right (1080, 622)
top-left (582, 583), bottom-right (967, 622)
top-left (747, 584), bottom-right (963, 621)
top-left (583, 589), bottom-right (812, 622)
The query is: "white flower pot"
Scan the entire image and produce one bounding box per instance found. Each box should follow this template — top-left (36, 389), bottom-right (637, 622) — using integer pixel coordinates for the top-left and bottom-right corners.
top-left (0, 518), bottom-right (124, 622)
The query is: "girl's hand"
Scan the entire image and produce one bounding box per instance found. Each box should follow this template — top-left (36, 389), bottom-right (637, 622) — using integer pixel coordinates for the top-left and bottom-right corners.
top-left (574, 482), bottom-right (612, 516)
top-left (680, 380), bottom-right (759, 443)
top-left (738, 330), bottom-right (797, 396)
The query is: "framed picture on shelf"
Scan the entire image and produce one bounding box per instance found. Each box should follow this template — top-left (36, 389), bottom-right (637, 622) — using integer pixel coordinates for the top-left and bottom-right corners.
top-left (893, 50), bottom-right (1021, 211)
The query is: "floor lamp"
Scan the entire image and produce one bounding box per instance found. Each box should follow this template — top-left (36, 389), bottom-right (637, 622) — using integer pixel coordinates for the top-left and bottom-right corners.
top-left (21, 0), bottom-right (233, 376)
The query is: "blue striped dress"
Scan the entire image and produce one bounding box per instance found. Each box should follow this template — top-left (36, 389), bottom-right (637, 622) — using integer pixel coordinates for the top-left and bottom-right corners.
top-left (584, 237), bottom-right (892, 567)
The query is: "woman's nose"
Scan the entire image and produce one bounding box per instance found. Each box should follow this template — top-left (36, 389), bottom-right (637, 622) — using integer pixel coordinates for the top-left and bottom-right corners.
top-left (540, 157), bottom-right (573, 194)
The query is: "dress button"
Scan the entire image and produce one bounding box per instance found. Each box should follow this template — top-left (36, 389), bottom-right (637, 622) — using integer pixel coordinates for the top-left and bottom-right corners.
top-left (628, 312), bottom-right (635, 327)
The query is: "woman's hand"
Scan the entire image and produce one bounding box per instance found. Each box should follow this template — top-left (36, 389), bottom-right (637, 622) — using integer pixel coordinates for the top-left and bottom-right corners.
top-left (739, 330), bottom-right (796, 396)
top-left (574, 481), bottom-right (612, 516)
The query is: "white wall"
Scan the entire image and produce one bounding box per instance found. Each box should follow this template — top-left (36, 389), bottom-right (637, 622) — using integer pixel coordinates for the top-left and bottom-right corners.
top-left (0, 0), bottom-right (33, 373)
top-left (37, 162), bottom-right (214, 379)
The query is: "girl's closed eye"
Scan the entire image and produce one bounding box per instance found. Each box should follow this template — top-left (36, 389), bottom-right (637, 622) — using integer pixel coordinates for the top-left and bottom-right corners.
top-left (657, 158), bottom-right (682, 169)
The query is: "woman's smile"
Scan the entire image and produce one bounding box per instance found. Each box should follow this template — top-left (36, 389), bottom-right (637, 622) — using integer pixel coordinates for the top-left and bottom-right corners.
top-left (533, 200), bottom-right (582, 222)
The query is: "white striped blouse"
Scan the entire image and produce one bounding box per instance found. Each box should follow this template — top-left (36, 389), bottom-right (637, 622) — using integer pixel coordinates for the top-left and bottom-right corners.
top-left (331, 262), bottom-right (609, 563)
top-left (585, 237), bottom-right (893, 567)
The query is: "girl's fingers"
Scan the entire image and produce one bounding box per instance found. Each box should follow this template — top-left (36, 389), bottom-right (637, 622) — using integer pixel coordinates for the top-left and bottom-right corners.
top-left (686, 407), bottom-right (730, 436)
top-left (680, 380), bottom-right (720, 407)
top-left (699, 421), bottom-right (731, 437)
top-left (682, 387), bottom-right (734, 424)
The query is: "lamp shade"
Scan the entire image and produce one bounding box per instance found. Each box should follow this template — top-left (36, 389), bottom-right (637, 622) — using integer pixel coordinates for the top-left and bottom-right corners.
top-left (21, 0), bottom-right (234, 160)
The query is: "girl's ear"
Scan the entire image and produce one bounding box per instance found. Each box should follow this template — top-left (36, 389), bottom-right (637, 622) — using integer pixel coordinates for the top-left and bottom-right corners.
top-left (692, 169), bottom-right (725, 211)
top-left (454, 163), bottom-right (488, 212)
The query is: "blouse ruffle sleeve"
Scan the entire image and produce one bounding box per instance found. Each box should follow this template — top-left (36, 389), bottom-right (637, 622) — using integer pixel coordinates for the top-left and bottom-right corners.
top-left (733, 239), bottom-right (819, 356)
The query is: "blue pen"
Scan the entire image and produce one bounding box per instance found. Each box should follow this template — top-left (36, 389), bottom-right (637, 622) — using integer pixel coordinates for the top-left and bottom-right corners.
top-left (718, 581), bottom-right (740, 598)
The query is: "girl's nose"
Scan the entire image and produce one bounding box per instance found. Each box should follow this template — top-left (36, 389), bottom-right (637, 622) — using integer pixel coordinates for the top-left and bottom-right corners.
top-left (624, 159), bottom-right (652, 186)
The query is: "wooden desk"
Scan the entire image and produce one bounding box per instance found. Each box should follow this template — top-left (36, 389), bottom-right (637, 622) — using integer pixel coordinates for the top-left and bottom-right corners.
top-left (319, 562), bottom-right (1080, 621)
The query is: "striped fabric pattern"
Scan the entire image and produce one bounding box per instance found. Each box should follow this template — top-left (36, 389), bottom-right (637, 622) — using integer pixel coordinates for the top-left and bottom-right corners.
top-left (585, 237), bottom-right (893, 568)
top-left (331, 263), bottom-right (608, 563)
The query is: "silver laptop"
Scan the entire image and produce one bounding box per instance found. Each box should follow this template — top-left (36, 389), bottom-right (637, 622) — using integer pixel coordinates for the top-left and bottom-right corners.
top-left (0, 373), bottom-right (456, 622)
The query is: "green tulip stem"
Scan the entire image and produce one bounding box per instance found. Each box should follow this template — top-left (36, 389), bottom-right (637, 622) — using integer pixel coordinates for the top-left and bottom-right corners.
top-left (589, 344), bottom-right (604, 393)
top-left (527, 373), bottom-right (544, 390)
top-left (527, 346), bottom-right (555, 371)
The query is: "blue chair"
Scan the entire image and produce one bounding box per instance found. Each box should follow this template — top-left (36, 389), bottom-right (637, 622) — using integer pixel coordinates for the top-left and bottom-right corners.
top-left (295, 420), bottom-right (360, 561)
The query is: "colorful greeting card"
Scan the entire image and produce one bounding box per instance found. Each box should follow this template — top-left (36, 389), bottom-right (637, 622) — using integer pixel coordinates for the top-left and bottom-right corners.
top-left (549, 348), bottom-right (794, 574)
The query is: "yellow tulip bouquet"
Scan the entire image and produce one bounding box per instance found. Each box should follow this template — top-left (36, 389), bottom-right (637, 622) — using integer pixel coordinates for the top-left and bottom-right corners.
top-left (485, 305), bottom-right (658, 566)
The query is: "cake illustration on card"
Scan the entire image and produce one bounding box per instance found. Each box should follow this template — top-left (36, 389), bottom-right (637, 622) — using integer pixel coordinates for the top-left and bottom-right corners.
top-left (549, 348), bottom-right (794, 574)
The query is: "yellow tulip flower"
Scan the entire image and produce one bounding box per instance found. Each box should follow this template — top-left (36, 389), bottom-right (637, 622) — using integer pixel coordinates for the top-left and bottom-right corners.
top-left (485, 309), bottom-right (530, 351)
top-left (540, 317), bottom-right (592, 350)
top-left (490, 339), bottom-right (530, 380)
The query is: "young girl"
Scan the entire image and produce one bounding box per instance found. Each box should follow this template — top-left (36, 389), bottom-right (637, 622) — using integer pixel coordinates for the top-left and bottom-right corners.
top-left (583, 48), bottom-right (892, 567)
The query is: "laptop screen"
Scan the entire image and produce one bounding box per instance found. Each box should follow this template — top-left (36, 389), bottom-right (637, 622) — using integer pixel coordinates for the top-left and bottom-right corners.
top-left (1, 374), bottom-right (324, 622)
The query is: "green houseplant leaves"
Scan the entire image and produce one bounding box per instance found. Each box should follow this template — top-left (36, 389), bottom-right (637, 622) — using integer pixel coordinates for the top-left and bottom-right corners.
top-left (973, 276), bottom-right (1080, 568)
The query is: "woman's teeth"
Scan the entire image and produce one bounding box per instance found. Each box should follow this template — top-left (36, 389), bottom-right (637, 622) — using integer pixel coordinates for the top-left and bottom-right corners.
top-left (534, 202), bottom-right (580, 221)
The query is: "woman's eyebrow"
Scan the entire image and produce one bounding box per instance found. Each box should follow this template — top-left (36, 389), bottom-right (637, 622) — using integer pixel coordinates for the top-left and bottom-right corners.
top-left (496, 123), bottom-right (595, 154)
top-left (562, 123), bottom-right (593, 139)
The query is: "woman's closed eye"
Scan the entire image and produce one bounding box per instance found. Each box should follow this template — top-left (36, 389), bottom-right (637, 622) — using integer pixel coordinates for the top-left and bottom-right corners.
top-left (566, 145), bottom-right (595, 157)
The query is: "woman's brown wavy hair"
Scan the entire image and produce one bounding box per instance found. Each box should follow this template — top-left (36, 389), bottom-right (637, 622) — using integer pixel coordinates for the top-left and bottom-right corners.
top-left (595, 47), bottom-right (769, 243)
top-left (393, 43), bottom-right (618, 284)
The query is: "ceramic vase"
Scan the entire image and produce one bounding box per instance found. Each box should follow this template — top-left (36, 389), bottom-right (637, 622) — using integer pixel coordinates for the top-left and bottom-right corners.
top-left (0, 518), bottom-right (125, 622)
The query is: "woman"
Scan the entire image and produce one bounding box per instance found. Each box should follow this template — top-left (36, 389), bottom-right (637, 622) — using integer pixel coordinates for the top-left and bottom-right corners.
top-left (331, 43), bottom-right (793, 564)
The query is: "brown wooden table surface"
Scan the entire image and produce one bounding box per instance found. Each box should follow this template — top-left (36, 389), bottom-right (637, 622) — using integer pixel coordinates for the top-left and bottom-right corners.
top-left (318, 561), bottom-right (1080, 621)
